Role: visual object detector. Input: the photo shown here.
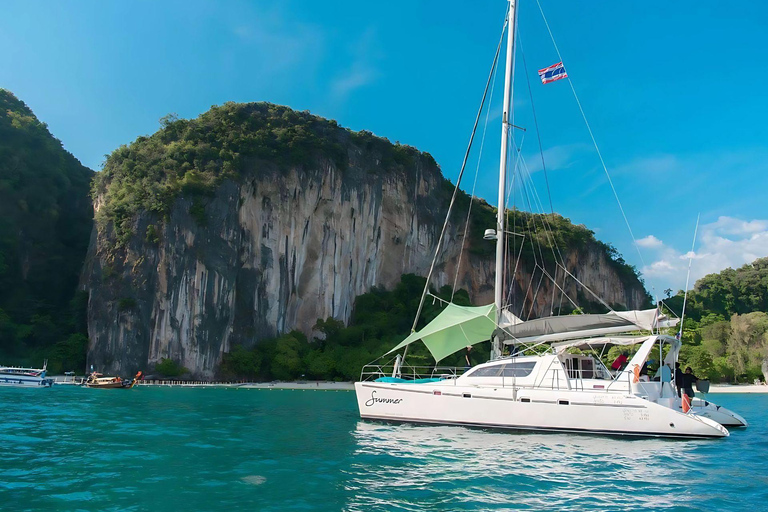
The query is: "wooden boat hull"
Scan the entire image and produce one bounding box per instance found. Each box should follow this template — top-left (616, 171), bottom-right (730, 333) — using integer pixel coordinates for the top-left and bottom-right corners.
top-left (84, 382), bottom-right (129, 389)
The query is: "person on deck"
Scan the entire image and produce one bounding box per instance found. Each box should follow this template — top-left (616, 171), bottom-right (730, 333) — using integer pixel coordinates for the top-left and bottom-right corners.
top-left (464, 346), bottom-right (474, 371)
top-left (675, 362), bottom-right (684, 398)
top-left (611, 352), bottom-right (629, 372)
top-left (680, 367), bottom-right (699, 399)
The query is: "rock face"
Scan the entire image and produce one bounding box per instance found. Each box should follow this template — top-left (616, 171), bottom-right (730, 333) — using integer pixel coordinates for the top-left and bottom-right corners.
top-left (82, 103), bottom-right (648, 378)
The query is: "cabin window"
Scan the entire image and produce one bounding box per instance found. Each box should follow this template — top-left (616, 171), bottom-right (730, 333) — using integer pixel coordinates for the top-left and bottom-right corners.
top-left (558, 400), bottom-right (570, 405)
top-left (500, 362), bottom-right (536, 377)
top-left (465, 362), bottom-right (536, 378)
top-left (565, 358), bottom-right (580, 379)
top-left (466, 365), bottom-right (504, 377)
top-left (520, 397), bottom-right (531, 403)
top-left (581, 359), bottom-right (595, 379)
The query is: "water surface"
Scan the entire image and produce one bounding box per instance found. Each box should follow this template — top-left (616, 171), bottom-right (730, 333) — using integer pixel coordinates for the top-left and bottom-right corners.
top-left (0, 387), bottom-right (764, 511)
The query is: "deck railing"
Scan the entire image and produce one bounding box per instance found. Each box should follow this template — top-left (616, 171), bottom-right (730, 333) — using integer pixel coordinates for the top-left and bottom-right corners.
top-left (360, 363), bottom-right (463, 383)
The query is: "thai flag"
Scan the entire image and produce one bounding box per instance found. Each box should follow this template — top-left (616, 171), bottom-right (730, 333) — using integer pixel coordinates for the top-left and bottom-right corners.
top-left (538, 61), bottom-right (567, 84)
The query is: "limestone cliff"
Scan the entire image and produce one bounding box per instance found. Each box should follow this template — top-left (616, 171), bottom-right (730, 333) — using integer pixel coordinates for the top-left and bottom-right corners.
top-left (82, 103), bottom-right (649, 378)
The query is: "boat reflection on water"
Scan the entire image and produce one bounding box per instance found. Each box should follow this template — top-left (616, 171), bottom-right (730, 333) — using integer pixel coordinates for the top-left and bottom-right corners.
top-left (345, 422), bottom-right (707, 511)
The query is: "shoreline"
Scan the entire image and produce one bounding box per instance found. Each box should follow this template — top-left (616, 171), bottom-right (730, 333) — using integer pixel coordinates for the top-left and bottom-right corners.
top-left (49, 376), bottom-right (768, 393)
top-left (706, 384), bottom-right (768, 394)
top-left (50, 376), bottom-right (355, 391)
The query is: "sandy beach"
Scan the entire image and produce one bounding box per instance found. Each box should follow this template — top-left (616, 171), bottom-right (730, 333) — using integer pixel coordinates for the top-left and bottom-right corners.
top-left (236, 381), bottom-right (355, 391)
top-left (51, 376), bottom-right (767, 393)
top-left (49, 376), bottom-right (355, 390)
top-left (706, 384), bottom-right (768, 394)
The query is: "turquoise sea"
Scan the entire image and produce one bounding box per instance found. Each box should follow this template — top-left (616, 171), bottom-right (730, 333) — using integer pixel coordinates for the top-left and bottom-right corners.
top-left (1, 387), bottom-right (765, 512)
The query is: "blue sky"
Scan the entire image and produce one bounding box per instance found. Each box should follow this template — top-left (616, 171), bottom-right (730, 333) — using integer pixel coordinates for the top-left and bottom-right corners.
top-left (2, 0), bottom-right (766, 297)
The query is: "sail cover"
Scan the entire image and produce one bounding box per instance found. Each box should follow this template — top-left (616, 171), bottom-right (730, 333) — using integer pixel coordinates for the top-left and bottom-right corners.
top-left (498, 309), bottom-right (677, 344)
top-left (385, 303), bottom-right (497, 362)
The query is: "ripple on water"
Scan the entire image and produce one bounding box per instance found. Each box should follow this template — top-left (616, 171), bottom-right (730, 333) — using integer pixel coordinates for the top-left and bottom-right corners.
top-left (0, 388), bottom-right (765, 512)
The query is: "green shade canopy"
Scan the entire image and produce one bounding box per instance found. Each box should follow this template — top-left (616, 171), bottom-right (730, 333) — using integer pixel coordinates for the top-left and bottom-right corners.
top-left (386, 303), bottom-right (497, 362)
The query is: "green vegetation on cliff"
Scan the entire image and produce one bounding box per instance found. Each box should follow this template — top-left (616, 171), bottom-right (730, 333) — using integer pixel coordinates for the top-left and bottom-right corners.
top-left (93, 103), bottom-right (438, 247)
top-left (0, 90), bottom-right (93, 372)
top-left (94, 101), bottom-right (647, 299)
top-left (219, 274), bottom-right (483, 381)
top-left (663, 257), bottom-right (768, 383)
top-left (219, 259), bottom-right (768, 384)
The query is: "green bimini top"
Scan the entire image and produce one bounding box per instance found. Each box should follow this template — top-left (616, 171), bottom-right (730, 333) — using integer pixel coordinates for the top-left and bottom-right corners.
top-left (374, 377), bottom-right (444, 384)
top-left (385, 303), bottom-right (497, 362)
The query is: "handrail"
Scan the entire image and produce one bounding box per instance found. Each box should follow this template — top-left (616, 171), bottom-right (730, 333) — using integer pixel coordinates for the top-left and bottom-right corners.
top-left (359, 363), bottom-right (464, 383)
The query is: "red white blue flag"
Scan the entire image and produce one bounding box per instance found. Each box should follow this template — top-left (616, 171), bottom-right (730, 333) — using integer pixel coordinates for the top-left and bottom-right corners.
top-left (538, 61), bottom-right (567, 84)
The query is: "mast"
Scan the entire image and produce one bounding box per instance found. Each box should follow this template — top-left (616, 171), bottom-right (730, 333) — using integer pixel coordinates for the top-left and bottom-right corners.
top-left (492, 0), bottom-right (517, 360)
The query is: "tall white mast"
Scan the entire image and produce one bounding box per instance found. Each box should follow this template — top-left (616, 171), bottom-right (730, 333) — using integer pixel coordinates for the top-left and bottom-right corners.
top-left (492, 0), bottom-right (517, 360)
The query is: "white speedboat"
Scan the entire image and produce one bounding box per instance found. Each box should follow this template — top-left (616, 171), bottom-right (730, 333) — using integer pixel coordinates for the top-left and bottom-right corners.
top-left (0, 362), bottom-right (55, 388)
top-left (355, 0), bottom-right (746, 438)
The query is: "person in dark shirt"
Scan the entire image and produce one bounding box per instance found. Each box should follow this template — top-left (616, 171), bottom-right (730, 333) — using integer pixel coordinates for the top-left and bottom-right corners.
top-left (680, 366), bottom-right (699, 398)
top-left (674, 362), bottom-right (684, 397)
top-left (464, 346), bottom-right (474, 371)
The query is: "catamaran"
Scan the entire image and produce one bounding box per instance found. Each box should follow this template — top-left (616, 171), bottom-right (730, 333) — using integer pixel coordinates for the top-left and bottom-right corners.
top-left (354, 0), bottom-right (746, 438)
top-left (0, 362), bottom-right (55, 388)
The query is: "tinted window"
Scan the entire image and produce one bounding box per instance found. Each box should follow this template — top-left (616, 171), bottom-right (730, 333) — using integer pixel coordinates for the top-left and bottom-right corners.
top-left (466, 362), bottom-right (536, 378)
top-left (467, 365), bottom-right (505, 377)
top-left (500, 362), bottom-right (536, 377)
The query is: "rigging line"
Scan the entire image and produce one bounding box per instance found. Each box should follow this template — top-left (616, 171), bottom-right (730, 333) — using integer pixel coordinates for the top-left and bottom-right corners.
top-left (426, 292), bottom-right (452, 306)
top-left (511, 127), bottom-right (572, 284)
top-left (534, 263), bottom-right (581, 312)
top-left (511, 146), bottom-right (519, 314)
top-left (515, 151), bottom-right (553, 291)
top-left (503, 133), bottom-right (525, 308)
top-left (410, 13), bottom-right (508, 334)
top-left (520, 159), bottom-right (557, 312)
top-left (451, 45), bottom-right (500, 301)
top-left (515, 151), bottom-right (574, 311)
top-left (505, 164), bottom-right (523, 309)
top-left (527, 271), bottom-right (546, 320)
top-left (534, 0), bottom-right (651, 289)
top-left (517, 30), bottom-right (554, 214)
top-left (509, 144), bottom-right (542, 314)
top-left (512, 141), bottom-right (556, 271)
top-left (659, 299), bottom-right (680, 318)
top-left (549, 265), bottom-right (558, 315)
top-left (516, 150), bottom-right (568, 271)
top-left (519, 265), bottom-right (537, 319)
top-left (505, 234), bottom-right (527, 309)
top-left (678, 214), bottom-right (700, 340)
top-left (556, 262), bottom-right (615, 312)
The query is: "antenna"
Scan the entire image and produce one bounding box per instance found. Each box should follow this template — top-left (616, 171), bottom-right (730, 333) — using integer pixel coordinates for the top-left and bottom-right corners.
top-left (678, 214), bottom-right (700, 341)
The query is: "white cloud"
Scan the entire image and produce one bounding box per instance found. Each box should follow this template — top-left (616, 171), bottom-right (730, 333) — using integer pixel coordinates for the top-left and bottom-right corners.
top-left (522, 143), bottom-right (591, 174)
top-left (641, 216), bottom-right (768, 292)
top-left (706, 217), bottom-right (768, 237)
top-left (614, 149), bottom-right (768, 179)
top-left (227, 5), bottom-right (325, 88)
top-left (636, 235), bottom-right (663, 249)
top-left (330, 64), bottom-right (377, 99)
top-left (329, 28), bottom-right (380, 103)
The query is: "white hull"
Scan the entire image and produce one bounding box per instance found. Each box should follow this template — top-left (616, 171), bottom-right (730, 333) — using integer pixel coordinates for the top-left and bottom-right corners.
top-left (0, 375), bottom-right (54, 388)
top-left (355, 381), bottom-right (729, 438)
top-left (690, 399), bottom-right (748, 427)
